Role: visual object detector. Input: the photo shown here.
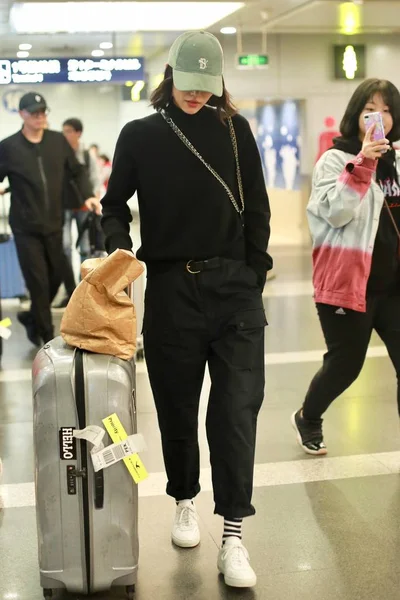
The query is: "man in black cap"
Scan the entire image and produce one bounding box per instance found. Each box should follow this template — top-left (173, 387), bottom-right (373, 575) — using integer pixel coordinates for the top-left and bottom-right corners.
top-left (0, 92), bottom-right (99, 345)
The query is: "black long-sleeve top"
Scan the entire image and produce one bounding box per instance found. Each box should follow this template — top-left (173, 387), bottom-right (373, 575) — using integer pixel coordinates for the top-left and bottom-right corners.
top-left (101, 102), bottom-right (272, 287)
top-left (0, 129), bottom-right (94, 235)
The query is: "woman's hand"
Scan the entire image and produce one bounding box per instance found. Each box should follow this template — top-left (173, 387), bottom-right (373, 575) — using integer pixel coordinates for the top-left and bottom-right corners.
top-left (84, 197), bottom-right (102, 215)
top-left (361, 124), bottom-right (390, 160)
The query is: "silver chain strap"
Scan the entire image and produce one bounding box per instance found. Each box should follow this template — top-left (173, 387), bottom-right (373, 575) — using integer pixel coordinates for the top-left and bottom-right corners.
top-left (160, 109), bottom-right (245, 216)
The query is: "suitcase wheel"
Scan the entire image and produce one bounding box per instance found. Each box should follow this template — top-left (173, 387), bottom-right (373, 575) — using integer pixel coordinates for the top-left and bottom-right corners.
top-left (126, 584), bottom-right (135, 599)
top-left (43, 589), bottom-right (53, 600)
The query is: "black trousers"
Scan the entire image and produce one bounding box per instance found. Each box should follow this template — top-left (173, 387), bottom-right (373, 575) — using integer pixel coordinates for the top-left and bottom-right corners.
top-left (143, 258), bottom-right (267, 518)
top-left (302, 295), bottom-right (400, 420)
top-left (13, 230), bottom-right (63, 341)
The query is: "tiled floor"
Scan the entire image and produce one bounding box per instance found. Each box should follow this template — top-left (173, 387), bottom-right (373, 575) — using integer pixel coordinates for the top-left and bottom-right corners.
top-left (1, 245), bottom-right (400, 599)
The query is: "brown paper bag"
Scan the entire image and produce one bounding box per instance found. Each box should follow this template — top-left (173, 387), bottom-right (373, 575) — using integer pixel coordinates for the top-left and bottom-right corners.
top-left (60, 249), bottom-right (144, 360)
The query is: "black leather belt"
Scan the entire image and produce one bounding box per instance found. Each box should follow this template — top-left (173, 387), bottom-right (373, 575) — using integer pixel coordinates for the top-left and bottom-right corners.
top-left (186, 257), bottom-right (222, 274)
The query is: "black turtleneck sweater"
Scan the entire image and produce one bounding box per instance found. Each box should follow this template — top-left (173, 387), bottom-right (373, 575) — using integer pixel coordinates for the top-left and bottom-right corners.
top-left (101, 103), bottom-right (272, 288)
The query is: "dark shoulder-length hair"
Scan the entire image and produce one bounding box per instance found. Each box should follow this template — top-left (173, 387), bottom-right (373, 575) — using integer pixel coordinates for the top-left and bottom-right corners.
top-left (150, 65), bottom-right (237, 122)
top-left (340, 78), bottom-right (400, 142)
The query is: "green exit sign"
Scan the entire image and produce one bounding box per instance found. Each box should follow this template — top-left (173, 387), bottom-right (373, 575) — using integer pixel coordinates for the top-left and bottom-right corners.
top-left (237, 54), bottom-right (269, 69)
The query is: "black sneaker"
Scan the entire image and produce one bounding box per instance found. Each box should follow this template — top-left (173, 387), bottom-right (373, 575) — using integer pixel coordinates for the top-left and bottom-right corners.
top-left (17, 311), bottom-right (42, 347)
top-left (291, 409), bottom-right (327, 456)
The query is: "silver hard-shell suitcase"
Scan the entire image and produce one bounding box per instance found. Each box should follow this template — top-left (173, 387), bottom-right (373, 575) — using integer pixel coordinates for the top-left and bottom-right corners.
top-left (32, 336), bottom-right (138, 599)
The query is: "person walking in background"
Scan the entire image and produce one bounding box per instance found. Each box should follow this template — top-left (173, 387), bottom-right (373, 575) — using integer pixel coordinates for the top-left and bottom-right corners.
top-left (54, 118), bottom-right (102, 309)
top-left (99, 154), bottom-right (112, 197)
top-left (0, 93), bottom-right (98, 345)
top-left (89, 143), bottom-right (100, 163)
top-left (292, 79), bottom-right (400, 455)
top-left (101, 31), bottom-right (272, 588)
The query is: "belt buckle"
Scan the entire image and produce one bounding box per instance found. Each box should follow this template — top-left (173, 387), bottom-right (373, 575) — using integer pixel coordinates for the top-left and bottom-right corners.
top-left (186, 260), bottom-right (201, 274)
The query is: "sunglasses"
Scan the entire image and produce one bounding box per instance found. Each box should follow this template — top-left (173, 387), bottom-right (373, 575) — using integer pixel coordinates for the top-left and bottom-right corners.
top-left (27, 109), bottom-right (50, 117)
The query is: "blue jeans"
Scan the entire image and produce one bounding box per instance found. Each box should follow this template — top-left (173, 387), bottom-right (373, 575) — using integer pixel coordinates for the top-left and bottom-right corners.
top-left (63, 209), bottom-right (90, 262)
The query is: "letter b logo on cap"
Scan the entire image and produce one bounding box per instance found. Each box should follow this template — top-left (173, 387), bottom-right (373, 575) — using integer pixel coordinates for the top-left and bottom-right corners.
top-left (199, 58), bottom-right (208, 70)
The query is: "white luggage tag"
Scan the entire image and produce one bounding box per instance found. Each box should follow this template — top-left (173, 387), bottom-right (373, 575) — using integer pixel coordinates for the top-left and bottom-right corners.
top-left (73, 425), bottom-right (106, 452)
top-left (91, 434), bottom-right (147, 473)
top-left (73, 426), bottom-right (147, 473)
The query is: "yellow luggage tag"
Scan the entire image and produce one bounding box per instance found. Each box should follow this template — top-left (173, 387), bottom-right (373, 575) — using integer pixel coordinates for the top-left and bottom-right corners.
top-left (102, 413), bottom-right (148, 484)
top-left (0, 318), bottom-right (12, 340)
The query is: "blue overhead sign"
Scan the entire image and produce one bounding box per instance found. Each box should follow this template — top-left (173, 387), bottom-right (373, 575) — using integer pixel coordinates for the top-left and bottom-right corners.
top-left (0, 57), bottom-right (144, 85)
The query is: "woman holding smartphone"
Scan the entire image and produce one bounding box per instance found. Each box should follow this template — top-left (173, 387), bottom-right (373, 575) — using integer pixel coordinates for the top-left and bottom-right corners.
top-left (292, 78), bottom-right (400, 455)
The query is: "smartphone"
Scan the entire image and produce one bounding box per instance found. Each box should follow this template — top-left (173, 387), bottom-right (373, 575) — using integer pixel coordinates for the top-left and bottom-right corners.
top-left (363, 112), bottom-right (385, 141)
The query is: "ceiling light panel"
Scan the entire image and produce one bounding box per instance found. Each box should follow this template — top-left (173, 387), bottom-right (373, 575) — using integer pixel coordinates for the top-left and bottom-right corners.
top-left (10, 2), bottom-right (244, 33)
top-left (220, 26), bottom-right (236, 34)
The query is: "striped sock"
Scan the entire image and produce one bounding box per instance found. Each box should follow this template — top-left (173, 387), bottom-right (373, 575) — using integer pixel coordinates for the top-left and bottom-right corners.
top-left (222, 517), bottom-right (243, 544)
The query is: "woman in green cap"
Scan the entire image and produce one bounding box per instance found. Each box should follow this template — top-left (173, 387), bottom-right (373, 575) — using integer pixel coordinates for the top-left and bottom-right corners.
top-left (101, 30), bottom-right (272, 589)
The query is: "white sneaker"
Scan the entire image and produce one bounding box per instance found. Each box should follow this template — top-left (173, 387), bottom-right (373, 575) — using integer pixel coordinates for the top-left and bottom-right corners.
top-left (171, 500), bottom-right (200, 548)
top-left (217, 537), bottom-right (257, 588)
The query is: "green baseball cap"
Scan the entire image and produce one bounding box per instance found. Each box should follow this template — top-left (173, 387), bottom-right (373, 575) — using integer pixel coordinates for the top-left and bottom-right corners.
top-left (168, 30), bottom-right (224, 98)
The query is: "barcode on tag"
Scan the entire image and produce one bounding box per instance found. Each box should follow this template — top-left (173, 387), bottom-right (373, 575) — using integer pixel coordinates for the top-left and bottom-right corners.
top-left (103, 449), bottom-right (115, 466)
top-left (103, 445), bottom-right (125, 465)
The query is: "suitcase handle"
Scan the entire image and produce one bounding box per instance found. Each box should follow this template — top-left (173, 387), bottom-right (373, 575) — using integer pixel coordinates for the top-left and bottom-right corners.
top-left (75, 350), bottom-right (105, 512)
top-left (94, 471), bottom-right (104, 509)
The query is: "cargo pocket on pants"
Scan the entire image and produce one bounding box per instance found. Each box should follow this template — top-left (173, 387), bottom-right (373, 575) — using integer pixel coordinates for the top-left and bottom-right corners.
top-left (228, 308), bottom-right (267, 370)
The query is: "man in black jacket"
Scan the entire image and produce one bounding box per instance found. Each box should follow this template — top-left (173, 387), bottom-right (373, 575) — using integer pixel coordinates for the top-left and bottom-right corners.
top-left (0, 92), bottom-right (98, 345)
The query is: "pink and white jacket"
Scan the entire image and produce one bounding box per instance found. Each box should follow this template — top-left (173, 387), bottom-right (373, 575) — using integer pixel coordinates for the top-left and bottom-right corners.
top-left (307, 149), bottom-right (400, 312)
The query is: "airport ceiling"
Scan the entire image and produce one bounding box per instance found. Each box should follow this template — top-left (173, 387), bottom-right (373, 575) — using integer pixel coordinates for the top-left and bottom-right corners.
top-left (0, 0), bottom-right (399, 58)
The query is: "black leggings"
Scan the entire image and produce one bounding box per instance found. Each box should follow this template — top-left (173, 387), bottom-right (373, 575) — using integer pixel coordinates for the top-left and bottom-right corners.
top-left (302, 295), bottom-right (400, 420)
